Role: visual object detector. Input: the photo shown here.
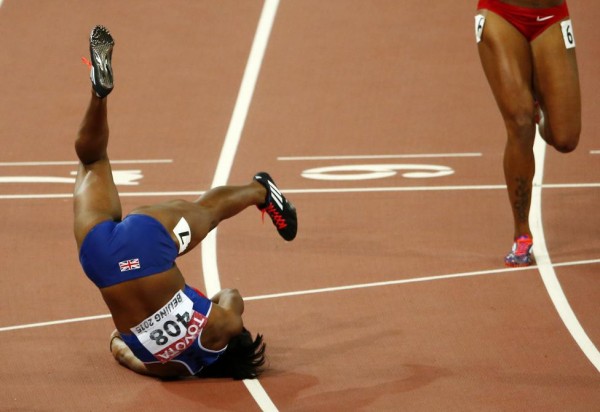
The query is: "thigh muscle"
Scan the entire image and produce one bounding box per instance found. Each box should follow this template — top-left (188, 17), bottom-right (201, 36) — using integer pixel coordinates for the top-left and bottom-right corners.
top-left (477, 11), bottom-right (535, 123)
top-left (73, 159), bottom-right (122, 248)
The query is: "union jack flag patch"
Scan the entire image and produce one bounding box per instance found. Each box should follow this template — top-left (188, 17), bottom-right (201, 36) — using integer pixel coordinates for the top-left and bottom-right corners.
top-left (119, 258), bottom-right (141, 272)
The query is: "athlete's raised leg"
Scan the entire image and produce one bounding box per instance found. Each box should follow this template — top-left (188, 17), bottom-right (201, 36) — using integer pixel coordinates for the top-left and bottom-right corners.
top-left (131, 173), bottom-right (298, 256)
top-left (73, 26), bottom-right (120, 249)
top-left (531, 18), bottom-right (581, 153)
top-left (130, 183), bottom-right (267, 256)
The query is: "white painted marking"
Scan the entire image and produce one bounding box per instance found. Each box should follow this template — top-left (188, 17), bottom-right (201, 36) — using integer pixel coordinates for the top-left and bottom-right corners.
top-left (76, 170), bottom-right (143, 186)
top-left (245, 258), bottom-right (600, 302)
top-left (543, 182), bottom-right (600, 189)
top-left (243, 377), bottom-right (279, 412)
top-left (0, 176), bottom-right (76, 184)
top-left (278, 153), bottom-right (482, 161)
top-left (0, 170), bottom-right (143, 185)
top-left (0, 313), bottom-right (111, 332)
top-left (531, 135), bottom-right (600, 372)
top-left (281, 182), bottom-right (600, 193)
top-left (287, 185), bottom-right (505, 193)
top-left (0, 159), bottom-right (172, 166)
top-left (590, 150), bottom-right (600, 155)
top-left (2, 258), bottom-right (598, 333)
top-left (2, 182), bottom-right (599, 201)
top-left (202, 0), bottom-right (279, 295)
top-left (0, 0), bottom-right (4, 8)
top-left (302, 164), bottom-right (454, 181)
top-left (0, 191), bottom-right (204, 200)
top-left (200, 1), bottom-right (280, 409)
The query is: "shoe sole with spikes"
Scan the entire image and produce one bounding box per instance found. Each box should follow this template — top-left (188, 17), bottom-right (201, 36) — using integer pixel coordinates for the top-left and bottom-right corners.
top-left (89, 25), bottom-right (114, 98)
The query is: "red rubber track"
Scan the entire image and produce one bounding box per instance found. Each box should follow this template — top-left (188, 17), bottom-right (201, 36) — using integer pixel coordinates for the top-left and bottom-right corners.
top-left (0, 1), bottom-right (598, 410)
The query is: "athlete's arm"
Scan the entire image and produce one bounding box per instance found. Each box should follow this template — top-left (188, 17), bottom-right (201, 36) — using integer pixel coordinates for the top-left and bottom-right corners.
top-left (109, 330), bottom-right (189, 378)
top-left (110, 333), bottom-right (151, 375)
top-left (206, 289), bottom-right (244, 344)
top-left (210, 288), bottom-right (244, 316)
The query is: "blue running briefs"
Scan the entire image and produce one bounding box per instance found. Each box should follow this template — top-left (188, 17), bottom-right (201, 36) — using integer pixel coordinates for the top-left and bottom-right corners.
top-left (79, 214), bottom-right (178, 288)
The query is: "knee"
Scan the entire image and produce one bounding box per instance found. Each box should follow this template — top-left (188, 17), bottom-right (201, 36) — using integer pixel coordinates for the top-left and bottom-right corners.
top-left (504, 109), bottom-right (536, 145)
top-left (553, 140), bottom-right (578, 153)
top-left (550, 129), bottom-right (580, 153)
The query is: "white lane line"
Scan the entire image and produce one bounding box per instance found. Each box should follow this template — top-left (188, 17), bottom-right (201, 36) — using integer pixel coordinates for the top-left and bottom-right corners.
top-left (590, 150), bottom-right (599, 154)
top-left (3, 258), bottom-right (598, 333)
top-left (200, 1), bottom-right (280, 410)
top-left (0, 191), bottom-right (203, 200)
top-left (2, 182), bottom-right (599, 201)
top-left (531, 135), bottom-right (600, 373)
top-left (201, 0), bottom-right (279, 295)
top-left (0, 314), bottom-right (112, 332)
top-left (282, 182), bottom-right (600, 194)
top-left (246, 259), bottom-right (600, 301)
top-left (278, 153), bottom-right (482, 161)
top-left (0, 159), bottom-right (173, 166)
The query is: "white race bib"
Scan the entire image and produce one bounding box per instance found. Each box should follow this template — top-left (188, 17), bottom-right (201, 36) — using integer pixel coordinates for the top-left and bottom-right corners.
top-left (131, 290), bottom-right (208, 363)
top-left (560, 20), bottom-right (576, 49)
top-left (173, 217), bottom-right (192, 255)
top-left (475, 14), bottom-right (485, 43)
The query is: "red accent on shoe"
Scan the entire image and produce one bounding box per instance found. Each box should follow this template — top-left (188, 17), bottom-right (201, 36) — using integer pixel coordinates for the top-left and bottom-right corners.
top-left (262, 203), bottom-right (288, 230)
top-left (514, 235), bottom-right (533, 255)
top-left (81, 56), bottom-right (92, 68)
top-left (504, 235), bottom-right (534, 267)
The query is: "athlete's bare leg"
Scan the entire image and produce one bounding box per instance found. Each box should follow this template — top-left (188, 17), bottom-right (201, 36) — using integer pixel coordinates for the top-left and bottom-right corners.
top-left (73, 93), bottom-right (122, 248)
top-left (477, 11), bottom-right (580, 240)
top-left (131, 182), bottom-right (267, 256)
top-left (72, 92), bottom-right (268, 255)
top-left (478, 11), bottom-right (536, 239)
top-left (531, 19), bottom-right (581, 153)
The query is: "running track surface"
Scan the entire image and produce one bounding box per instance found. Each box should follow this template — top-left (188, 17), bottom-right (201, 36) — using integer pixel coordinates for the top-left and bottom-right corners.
top-left (1, 1), bottom-right (599, 411)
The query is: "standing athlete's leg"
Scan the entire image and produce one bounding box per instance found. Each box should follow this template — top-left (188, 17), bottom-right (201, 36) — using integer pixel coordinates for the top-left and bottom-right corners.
top-left (477, 11), bottom-right (536, 266)
top-left (531, 18), bottom-right (581, 153)
top-left (73, 26), bottom-right (121, 249)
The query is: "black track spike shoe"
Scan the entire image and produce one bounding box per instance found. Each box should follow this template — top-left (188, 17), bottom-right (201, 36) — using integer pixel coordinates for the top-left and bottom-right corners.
top-left (89, 25), bottom-right (114, 98)
top-left (254, 172), bottom-right (297, 241)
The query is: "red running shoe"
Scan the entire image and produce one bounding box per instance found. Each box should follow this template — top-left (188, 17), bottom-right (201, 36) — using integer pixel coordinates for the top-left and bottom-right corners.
top-left (504, 235), bottom-right (534, 267)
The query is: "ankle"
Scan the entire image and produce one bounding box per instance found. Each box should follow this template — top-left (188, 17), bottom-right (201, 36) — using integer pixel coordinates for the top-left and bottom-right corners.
top-left (251, 180), bottom-right (268, 206)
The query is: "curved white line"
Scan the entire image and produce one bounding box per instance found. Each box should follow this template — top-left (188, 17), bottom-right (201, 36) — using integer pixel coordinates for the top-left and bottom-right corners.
top-left (201, 1), bottom-right (280, 410)
top-left (532, 134), bottom-right (600, 373)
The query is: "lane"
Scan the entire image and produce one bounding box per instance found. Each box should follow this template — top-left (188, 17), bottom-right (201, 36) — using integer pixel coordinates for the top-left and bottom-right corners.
top-left (0, 0), bottom-right (265, 322)
top-left (219, 0), bottom-right (600, 410)
top-left (1, 0), bottom-right (599, 411)
top-left (532, 137), bottom-right (600, 372)
top-left (0, 1), bottom-right (268, 410)
top-left (199, 0), bottom-right (281, 409)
